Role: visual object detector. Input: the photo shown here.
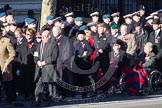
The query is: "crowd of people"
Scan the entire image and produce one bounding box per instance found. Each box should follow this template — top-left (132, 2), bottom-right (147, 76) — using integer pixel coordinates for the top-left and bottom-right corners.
top-left (0, 4), bottom-right (162, 106)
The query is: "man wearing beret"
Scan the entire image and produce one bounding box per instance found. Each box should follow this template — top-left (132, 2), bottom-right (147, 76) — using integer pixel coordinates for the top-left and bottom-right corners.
top-left (0, 28), bottom-right (16, 103)
top-left (148, 19), bottom-right (162, 72)
top-left (68, 17), bottom-right (83, 38)
top-left (41, 15), bottom-right (54, 31)
top-left (102, 14), bottom-right (111, 34)
top-left (110, 24), bottom-right (120, 39)
top-left (0, 11), bottom-right (6, 29)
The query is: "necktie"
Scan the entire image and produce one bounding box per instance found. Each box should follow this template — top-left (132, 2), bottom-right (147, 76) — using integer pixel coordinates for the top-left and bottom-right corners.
top-left (42, 42), bottom-right (45, 53)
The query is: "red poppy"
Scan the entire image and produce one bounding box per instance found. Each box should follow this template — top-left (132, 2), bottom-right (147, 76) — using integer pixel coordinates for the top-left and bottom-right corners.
top-left (98, 70), bottom-right (104, 77)
top-left (28, 44), bottom-right (33, 49)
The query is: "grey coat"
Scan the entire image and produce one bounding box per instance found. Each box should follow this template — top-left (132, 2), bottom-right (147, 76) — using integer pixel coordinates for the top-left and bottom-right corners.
top-left (34, 38), bottom-right (58, 82)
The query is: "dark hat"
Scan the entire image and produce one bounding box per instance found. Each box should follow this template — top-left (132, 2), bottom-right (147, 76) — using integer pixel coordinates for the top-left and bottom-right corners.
top-left (111, 24), bottom-right (119, 29)
top-left (102, 14), bottom-right (111, 19)
top-left (77, 30), bottom-right (86, 36)
top-left (87, 22), bottom-right (97, 27)
top-left (24, 18), bottom-right (35, 24)
top-left (111, 12), bottom-right (120, 17)
top-left (0, 8), bottom-right (5, 13)
top-left (0, 12), bottom-right (6, 17)
top-left (152, 19), bottom-right (160, 24)
top-left (90, 12), bottom-right (99, 17)
top-left (4, 4), bottom-right (12, 11)
top-left (79, 25), bottom-right (88, 30)
top-left (46, 15), bottom-right (55, 20)
top-left (28, 9), bottom-right (34, 15)
top-left (139, 4), bottom-right (145, 11)
top-left (123, 14), bottom-right (132, 19)
top-left (112, 39), bottom-right (121, 45)
top-left (75, 17), bottom-right (83, 22)
top-left (65, 12), bottom-right (74, 17)
top-left (158, 9), bottom-right (162, 13)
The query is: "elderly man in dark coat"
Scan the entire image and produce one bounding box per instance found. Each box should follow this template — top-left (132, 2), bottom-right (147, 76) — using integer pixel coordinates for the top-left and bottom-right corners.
top-left (52, 26), bottom-right (71, 99)
top-left (34, 30), bottom-right (58, 105)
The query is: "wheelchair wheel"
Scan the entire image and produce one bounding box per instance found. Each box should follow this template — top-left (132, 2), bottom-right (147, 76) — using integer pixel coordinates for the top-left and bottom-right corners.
top-left (119, 73), bottom-right (126, 93)
top-left (148, 70), bottom-right (162, 94)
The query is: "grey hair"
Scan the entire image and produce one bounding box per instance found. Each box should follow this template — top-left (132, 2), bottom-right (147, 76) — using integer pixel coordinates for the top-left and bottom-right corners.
top-left (120, 24), bottom-right (128, 31)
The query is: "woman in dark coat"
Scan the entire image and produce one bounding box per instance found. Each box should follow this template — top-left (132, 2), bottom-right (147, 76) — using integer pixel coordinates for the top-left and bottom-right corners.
top-left (19, 28), bottom-right (37, 99)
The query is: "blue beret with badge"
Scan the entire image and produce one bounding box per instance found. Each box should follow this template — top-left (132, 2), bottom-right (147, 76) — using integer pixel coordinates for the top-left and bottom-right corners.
top-left (25, 18), bottom-right (35, 24)
top-left (46, 15), bottom-right (54, 20)
top-left (102, 14), bottom-right (111, 19)
top-left (75, 17), bottom-right (83, 21)
top-left (0, 12), bottom-right (6, 17)
top-left (79, 25), bottom-right (88, 30)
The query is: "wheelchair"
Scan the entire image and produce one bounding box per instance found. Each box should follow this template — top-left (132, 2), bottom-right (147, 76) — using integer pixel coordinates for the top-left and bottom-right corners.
top-left (119, 68), bottom-right (162, 95)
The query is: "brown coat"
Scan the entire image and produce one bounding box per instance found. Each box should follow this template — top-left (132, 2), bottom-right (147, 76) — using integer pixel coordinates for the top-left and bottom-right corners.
top-left (117, 33), bottom-right (137, 56)
top-left (0, 37), bottom-right (15, 81)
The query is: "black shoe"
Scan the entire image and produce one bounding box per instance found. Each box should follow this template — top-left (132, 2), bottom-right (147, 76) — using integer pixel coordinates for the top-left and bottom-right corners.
top-left (32, 101), bottom-right (41, 107)
top-left (14, 102), bottom-right (25, 107)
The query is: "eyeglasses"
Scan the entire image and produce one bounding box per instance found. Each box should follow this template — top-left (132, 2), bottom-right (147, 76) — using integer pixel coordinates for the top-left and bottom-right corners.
top-left (26, 33), bottom-right (32, 36)
top-left (36, 37), bottom-right (42, 39)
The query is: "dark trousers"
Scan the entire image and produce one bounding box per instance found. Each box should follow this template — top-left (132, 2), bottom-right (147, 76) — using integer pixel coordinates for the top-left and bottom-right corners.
top-left (4, 80), bottom-right (16, 102)
top-left (35, 78), bottom-right (57, 102)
